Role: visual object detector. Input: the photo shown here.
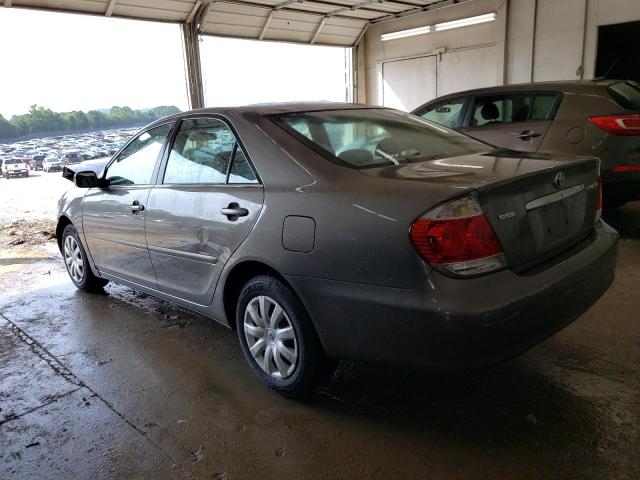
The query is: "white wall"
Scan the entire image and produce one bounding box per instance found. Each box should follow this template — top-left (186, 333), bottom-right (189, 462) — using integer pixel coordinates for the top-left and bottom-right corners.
top-left (359, 0), bottom-right (640, 104)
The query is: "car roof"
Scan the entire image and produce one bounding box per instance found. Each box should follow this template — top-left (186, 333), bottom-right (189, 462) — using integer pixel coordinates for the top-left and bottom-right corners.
top-left (148, 102), bottom-right (385, 127)
top-left (415, 79), bottom-right (629, 108)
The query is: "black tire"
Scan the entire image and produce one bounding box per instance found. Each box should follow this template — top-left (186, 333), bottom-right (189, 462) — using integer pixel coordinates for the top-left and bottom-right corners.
top-left (61, 224), bottom-right (108, 292)
top-left (236, 275), bottom-right (334, 398)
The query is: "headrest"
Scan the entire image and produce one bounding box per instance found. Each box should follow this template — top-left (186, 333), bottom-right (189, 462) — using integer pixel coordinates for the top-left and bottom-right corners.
top-left (480, 103), bottom-right (500, 121)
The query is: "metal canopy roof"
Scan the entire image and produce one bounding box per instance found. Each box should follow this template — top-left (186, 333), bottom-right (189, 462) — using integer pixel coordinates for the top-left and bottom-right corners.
top-left (3, 0), bottom-right (474, 46)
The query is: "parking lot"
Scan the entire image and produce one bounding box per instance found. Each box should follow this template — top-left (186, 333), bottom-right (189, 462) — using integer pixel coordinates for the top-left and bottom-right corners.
top-left (0, 172), bottom-right (638, 479)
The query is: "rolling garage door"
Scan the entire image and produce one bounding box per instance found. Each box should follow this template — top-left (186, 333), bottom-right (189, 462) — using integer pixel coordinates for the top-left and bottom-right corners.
top-left (381, 45), bottom-right (498, 111)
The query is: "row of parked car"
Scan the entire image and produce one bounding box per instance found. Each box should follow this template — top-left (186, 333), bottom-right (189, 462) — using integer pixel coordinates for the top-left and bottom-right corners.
top-left (0, 127), bottom-right (137, 178)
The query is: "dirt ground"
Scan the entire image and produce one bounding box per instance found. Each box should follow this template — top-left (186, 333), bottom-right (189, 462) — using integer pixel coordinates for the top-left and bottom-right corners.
top-left (0, 173), bottom-right (639, 479)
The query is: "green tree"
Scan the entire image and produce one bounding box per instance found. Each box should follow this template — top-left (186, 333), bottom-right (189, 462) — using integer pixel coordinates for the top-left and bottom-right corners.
top-left (0, 104), bottom-right (181, 140)
top-left (0, 114), bottom-right (17, 139)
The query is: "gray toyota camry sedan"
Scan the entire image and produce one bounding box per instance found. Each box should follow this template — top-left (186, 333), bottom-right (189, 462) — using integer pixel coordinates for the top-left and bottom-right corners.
top-left (56, 103), bottom-right (618, 397)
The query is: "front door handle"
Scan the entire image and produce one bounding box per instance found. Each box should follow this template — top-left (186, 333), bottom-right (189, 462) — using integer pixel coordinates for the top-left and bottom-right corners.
top-left (130, 201), bottom-right (144, 213)
top-left (512, 130), bottom-right (541, 140)
top-left (221, 203), bottom-right (248, 220)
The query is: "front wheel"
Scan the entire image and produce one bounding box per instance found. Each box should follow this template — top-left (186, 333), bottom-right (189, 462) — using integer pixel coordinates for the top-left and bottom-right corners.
top-left (61, 224), bottom-right (108, 292)
top-left (236, 275), bottom-right (333, 398)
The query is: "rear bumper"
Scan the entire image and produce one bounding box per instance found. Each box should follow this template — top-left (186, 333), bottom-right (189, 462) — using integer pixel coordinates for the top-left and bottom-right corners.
top-left (287, 222), bottom-right (618, 371)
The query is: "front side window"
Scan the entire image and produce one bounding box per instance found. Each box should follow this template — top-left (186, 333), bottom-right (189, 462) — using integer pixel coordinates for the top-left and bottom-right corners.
top-left (163, 118), bottom-right (241, 184)
top-left (418, 98), bottom-right (466, 128)
top-left (276, 108), bottom-right (486, 169)
top-left (470, 93), bottom-right (558, 127)
top-left (106, 123), bottom-right (171, 185)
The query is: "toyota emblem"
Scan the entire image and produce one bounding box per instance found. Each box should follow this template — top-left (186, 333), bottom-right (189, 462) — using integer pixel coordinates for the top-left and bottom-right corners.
top-left (553, 172), bottom-right (566, 189)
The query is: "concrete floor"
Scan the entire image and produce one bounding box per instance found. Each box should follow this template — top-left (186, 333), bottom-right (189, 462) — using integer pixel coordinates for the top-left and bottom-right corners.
top-left (1, 204), bottom-right (639, 479)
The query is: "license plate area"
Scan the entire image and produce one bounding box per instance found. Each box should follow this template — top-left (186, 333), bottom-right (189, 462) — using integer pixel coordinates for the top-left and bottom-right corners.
top-left (528, 189), bottom-right (588, 252)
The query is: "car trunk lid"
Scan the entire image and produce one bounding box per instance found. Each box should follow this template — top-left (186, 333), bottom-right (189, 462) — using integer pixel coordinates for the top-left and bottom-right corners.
top-left (361, 151), bottom-right (599, 270)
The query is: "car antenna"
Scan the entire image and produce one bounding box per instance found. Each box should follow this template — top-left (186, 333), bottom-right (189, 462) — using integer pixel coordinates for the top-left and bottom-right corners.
top-left (598, 58), bottom-right (618, 80)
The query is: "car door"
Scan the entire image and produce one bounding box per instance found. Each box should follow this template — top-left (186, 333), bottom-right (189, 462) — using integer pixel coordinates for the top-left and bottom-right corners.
top-left (460, 91), bottom-right (561, 152)
top-left (413, 96), bottom-right (469, 129)
top-left (82, 122), bottom-right (173, 286)
top-left (144, 116), bottom-right (264, 306)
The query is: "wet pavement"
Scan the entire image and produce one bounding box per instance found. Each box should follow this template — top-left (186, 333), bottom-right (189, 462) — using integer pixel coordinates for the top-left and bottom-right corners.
top-left (1, 204), bottom-right (639, 479)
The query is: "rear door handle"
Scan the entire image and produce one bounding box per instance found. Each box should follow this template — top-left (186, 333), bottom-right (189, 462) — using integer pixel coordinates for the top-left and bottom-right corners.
top-left (130, 201), bottom-right (144, 213)
top-left (512, 130), bottom-right (541, 139)
top-left (221, 204), bottom-right (248, 219)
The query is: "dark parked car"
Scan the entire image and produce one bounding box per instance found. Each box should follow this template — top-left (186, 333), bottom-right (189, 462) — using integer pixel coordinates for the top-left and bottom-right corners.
top-left (32, 154), bottom-right (47, 170)
top-left (57, 103), bottom-right (617, 397)
top-left (413, 80), bottom-right (640, 208)
top-left (63, 152), bottom-right (83, 165)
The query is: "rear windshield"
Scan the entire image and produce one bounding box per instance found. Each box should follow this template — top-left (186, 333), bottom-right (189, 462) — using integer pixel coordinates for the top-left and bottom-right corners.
top-left (607, 81), bottom-right (640, 110)
top-left (5, 159), bottom-right (21, 164)
top-left (274, 108), bottom-right (487, 169)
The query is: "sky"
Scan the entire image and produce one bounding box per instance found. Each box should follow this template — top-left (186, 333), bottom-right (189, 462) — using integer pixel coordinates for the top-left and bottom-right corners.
top-left (0, 8), bottom-right (348, 119)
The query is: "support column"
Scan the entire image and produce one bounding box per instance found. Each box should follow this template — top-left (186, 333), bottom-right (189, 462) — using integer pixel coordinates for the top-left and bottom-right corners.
top-left (182, 22), bottom-right (205, 110)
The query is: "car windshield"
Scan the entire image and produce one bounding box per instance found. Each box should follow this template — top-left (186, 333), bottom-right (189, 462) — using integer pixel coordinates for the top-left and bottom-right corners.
top-left (5, 159), bottom-right (21, 164)
top-left (274, 108), bottom-right (487, 169)
top-left (608, 81), bottom-right (640, 110)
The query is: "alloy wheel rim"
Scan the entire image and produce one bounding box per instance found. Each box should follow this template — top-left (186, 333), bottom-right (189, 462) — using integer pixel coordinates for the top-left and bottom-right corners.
top-left (244, 295), bottom-right (298, 379)
top-left (63, 235), bottom-right (85, 283)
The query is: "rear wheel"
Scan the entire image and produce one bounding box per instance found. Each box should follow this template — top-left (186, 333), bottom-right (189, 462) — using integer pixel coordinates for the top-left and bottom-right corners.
top-left (236, 275), bottom-right (333, 398)
top-left (61, 224), bottom-right (108, 292)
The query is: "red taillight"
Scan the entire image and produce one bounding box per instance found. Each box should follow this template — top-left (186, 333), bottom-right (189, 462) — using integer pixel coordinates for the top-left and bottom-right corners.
top-left (410, 193), bottom-right (507, 276)
top-left (613, 165), bottom-right (640, 173)
top-left (589, 115), bottom-right (640, 136)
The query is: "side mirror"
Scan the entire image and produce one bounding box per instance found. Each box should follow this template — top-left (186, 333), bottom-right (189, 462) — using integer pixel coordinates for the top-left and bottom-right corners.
top-left (74, 171), bottom-right (99, 188)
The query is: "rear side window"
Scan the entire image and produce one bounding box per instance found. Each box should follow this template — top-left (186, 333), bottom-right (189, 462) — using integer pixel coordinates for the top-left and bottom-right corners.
top-left (163, 118), bottom-right (257, 185)
top-left (417, 97), bottom-right (466, 128)
top-left (228, 148), bottom-right (258, 184)
top-left (608, 81), bottom-right (640, 110)
top-left (470, 92), bottom-right (559, 127)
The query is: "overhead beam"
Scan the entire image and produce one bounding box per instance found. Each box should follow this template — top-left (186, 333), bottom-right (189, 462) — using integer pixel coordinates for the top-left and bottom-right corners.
top-left (186, 0), bottom-right (203, 23)
top-left (105, 0), bottom-right (117, 16)
top-left (274, 0), bottom-right (305, 9)
top-left (370, 0), bottom-right (474, 24)
top-left (191, 0), bottom-right (214, 33)
top-left (259, 0), bottom-right (314, 41)
top-left (259, 9), bottom-right (275, 40)
top-left (310, 15), bottom-right (327, 43)
top-left (353, 22), bottom-right (369, 46)
top-left (326, 0), bottom-right (383, 17)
